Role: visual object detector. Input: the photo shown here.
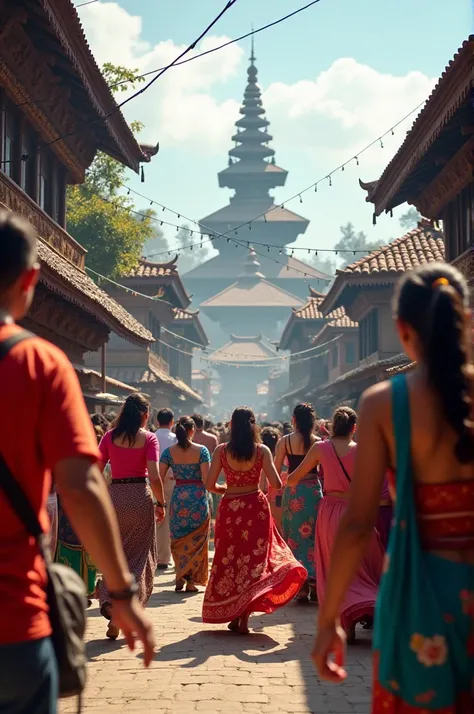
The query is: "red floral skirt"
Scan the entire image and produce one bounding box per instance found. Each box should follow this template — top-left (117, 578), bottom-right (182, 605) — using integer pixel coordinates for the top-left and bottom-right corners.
top-left (202, 490), bottom-right (307, 623)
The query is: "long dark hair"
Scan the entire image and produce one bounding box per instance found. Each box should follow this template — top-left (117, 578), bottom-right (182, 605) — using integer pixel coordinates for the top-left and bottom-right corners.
top-left (331, 406), bottom-right (357, 438)
top-left (293, 402), bottom-right (316, 452)
top-left (175, 416), bottom-right (195, 450)
top-left (112, 393), bottom-right (149, 446)
top-left (227, 406), bottom-right (260, 461)
top-left (394, 263), bottom-right (473, 464)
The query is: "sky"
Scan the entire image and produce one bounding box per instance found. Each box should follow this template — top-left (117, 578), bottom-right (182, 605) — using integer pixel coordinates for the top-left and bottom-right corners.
top-left (77, 0), bottom-right (472, 272)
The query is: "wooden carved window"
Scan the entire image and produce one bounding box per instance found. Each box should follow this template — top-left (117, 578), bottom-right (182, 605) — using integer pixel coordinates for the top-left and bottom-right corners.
top-left (20, 124), bottom-right (35, 197)
top-left (2, 98), bottom-right (17, 179)
top-left (359, 308), bottom-right (379, 359)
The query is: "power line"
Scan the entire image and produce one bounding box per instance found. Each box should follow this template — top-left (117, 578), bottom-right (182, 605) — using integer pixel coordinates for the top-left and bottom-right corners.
top-left (74, 0), bottom-right (99, 7)
top-left (1, 1), bottom-right (239, 166)
top-left (108, 1), bottom-right (322, 90)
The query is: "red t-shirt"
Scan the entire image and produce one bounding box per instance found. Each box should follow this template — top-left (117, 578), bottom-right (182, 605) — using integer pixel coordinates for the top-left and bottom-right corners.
top-left (0, 324), bottom-right (100, 645)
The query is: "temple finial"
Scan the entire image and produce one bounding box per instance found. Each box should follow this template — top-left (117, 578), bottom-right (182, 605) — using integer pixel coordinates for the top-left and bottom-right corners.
top-left (250, 30), bottom-right (255, 65)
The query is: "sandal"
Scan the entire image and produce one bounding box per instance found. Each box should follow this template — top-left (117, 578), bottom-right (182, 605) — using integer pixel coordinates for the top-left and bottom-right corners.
top-left (186, 581), bottom-right (198, 593)
top-left (175, 578), bottom-right (185, 592)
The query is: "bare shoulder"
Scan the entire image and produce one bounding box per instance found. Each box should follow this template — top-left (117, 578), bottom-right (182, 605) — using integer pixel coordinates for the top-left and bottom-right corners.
top-left (260, 444), bottom-right (272, 458)
top-left (213, 443), bottom-right (225, 456)
top-left (358, 379), bottom-right (392, 419)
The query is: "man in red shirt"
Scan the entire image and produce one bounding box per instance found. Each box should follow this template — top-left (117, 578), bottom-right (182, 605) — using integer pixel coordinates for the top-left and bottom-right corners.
top-left (0, 212), bottom-right (155, 713)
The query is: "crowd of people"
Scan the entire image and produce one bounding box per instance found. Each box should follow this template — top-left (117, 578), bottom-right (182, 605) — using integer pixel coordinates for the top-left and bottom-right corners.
top-left (0, 211), bottom-right (473, 714)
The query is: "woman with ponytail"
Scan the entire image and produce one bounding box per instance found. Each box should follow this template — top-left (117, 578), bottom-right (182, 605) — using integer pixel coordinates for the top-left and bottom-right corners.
top-left (312, 264), bottom-right (474, 713)
top-left (97, 393), bottom-right (163, 639)
top-left (276, 403), bottom-right (322, 603)
top-left (160, 416), bottom-right (211, 593)
top-left (203, 407), bottom-right (306, 633)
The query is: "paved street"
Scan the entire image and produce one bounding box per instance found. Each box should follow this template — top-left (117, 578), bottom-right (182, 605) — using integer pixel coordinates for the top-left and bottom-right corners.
top-left (61, 567), bottom-right (373, 714)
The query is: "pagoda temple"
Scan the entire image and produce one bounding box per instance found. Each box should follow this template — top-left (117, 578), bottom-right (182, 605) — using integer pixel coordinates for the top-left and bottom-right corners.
top-left (183, 43), bottom-right (330, 314)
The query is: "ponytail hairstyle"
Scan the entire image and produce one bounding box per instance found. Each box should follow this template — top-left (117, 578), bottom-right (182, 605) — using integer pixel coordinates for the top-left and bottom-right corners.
top-left (331, 406), bottom-right (357, 438)
top-left (175, 415), bottom-right (195, 450)
top-left (227, 406), bottom-right (261, 461)
top-left (394, 263), bottom-right (473, 464)
top-left (293, 402), bottom-right (316, 452)
top-left (112, 393), bottom-right (150, 446)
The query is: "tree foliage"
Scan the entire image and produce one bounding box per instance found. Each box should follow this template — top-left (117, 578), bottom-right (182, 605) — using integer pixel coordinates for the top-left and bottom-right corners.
top-left (334, 222), bottom-right (380, 267)
top-left (174, 224), bottom-right (211, 274)
top-left (66, 64), bottom-right (154, 278)
top-left (399, 207), bottom-right (421, 231)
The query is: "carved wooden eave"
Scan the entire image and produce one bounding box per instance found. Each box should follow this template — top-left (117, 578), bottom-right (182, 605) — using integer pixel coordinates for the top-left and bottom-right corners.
top-left (0, 0), bottom-right (156, 181)
top-left (416, 138), bottom-right (474, 218)
top-left (365, 36), bottom-right (474, 216)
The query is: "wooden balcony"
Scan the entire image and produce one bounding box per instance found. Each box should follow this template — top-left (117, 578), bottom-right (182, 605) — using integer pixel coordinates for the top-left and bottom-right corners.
top-left (0, 171), bottom-right (86, 269)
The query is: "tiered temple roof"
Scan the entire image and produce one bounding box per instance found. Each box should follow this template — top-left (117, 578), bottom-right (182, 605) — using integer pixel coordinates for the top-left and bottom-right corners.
top-left (201, 248), bottom-right (302, 311)
top-left (278, 286), bottom-right (326, 350)
top-left (207, 334), bottom-right (278, 364)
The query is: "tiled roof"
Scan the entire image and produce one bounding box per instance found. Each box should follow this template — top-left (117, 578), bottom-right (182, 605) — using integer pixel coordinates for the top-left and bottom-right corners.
top-left (172, 308), bottom-right (209, 347)
top-left (326, 306), bottom-right (358, 329)
top-left (173, 308), bottom-right (198, 320)
top-left (312, 307), bottom-right (358, 345)
top-left (201, 279), bottom-right (302, 309)
top-left (208, 334), bottom-right (277, 364)
top-left (106, 366), bottom-right (202, 403)
top-left (73, 365), bottom-right (139, 393)
top-left (127, 255), bottom-right (178, 278)
top-left (386, 361), bottom-right (415, 376)
top-left (340, 224), bottom-right (445, 275)
top-left (37, 240), bottom-right (153, 345)
top-left (294, 295), bottom-right (325, 319)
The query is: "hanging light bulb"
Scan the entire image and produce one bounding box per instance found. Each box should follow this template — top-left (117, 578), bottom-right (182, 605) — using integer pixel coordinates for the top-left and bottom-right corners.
top-left (355, 156), bottom-right (359, 166)
top-left (391, 128), bottom-right (395, 136)
top-left (380, 138), bottom-right (384, 149)
top-left (190, 231), bottom-right (193, 237)
top-left (264, 214), bottom-right (267, 222)
top-left (162, 206), bottom-right (165, 212)
top-left (279, 249), bottom-right (282, 255)
top-left (149, 200), bottom-right (153, 206)
top-left (248, 223), bottom-right (252, 231)
top-left (267, 246), bottom-right (270, 252)
top-left (328, 175), bottom-right (332, 187)
top-left (127, 189), bottom-right (131, 195)
top-left (177, 214), bottom-right (180, 219)
top-left (342, 165), bottom-right (345, 172)
top-left (299, 194), bottom-right (303, 203)
top-left (314, 184), bottom-right (318, 193)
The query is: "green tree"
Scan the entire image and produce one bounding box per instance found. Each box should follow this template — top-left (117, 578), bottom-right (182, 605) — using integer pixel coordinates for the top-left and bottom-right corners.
top-left (66, 64), bottom-right (154, 278)
top-left (334, 222), bottom-right (380, 267)
top-left (399, 207), bottom-right (421, 231)
top-left (174, 224), bottom-right (211, 273)
top-left (310, 253), bottom-right (336, 278)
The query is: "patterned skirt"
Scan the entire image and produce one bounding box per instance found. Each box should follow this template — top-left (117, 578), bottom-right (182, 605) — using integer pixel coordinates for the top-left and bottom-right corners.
top-left (202, 490), bottom-right (307, 623)
top-left (170, 483), bottom-right (210, 586)
top-left (281, 476), bottom-right (322, 584)
top-left (99, 481), bottom-right (157, 615)
top-left (56, 498), bottom-right (97, 597)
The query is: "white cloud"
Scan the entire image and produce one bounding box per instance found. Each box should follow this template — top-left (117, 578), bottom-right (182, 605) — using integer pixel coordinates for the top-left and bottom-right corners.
top-left (79, 3), bottom-right (435, 170)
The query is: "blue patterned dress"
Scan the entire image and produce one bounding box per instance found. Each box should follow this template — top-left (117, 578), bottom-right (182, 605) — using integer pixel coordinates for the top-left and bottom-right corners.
top-left (160, 446), bottom-right (211, 585)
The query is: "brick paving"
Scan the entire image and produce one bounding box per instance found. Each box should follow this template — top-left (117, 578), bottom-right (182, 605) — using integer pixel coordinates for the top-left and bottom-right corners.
top-left (61, 568), bottom-right (373, 714)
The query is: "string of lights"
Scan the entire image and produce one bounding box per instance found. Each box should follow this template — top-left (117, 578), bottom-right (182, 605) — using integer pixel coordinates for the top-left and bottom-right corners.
top-left (107, 1), bottom-right (323, 90)
top-left (108, 97), bottom-right (426, 268)
top-left (85, 265), bottom-right (341, 361)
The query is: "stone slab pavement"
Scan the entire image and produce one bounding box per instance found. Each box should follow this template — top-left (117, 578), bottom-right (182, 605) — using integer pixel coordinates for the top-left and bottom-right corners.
top-left (60, 569), bottom-right (373, 714)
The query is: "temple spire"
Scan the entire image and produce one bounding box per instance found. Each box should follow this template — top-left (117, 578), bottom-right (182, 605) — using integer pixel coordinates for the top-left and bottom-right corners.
top-left (228, 41), bottom-right (275, 166)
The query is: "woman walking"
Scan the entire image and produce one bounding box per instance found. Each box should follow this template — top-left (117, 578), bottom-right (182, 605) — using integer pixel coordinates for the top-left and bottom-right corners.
top-left (160, 416), bottom-right (211, 593)
top-left (287, 406), bottom-right (384, 642)
top-left (276, 403), bottom-right (322, 603)
top-left (312, 264), bottom-right (474, 713)
top-left (98, 393), bottom-right (164, 639)
top-left (203, 407), bottom-right (307, 633)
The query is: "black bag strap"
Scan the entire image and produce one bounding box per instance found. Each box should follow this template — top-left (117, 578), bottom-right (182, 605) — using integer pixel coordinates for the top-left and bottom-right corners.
top-left (0, 330), bottom-right (47, 554)
top-left (331, 441), bottom-right (351, 483)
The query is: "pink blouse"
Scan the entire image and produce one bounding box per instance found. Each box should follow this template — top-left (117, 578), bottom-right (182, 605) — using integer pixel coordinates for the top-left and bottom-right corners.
top-left (98, 429), bottom-right (160, 480)
top-left (317, 440), bottom-right (357, 493)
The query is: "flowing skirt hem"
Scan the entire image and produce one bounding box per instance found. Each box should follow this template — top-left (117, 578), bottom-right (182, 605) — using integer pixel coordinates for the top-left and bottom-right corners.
top-left (172, 517), bottom-right (210, 586)
top-left (341, 601), bottom-right (376, 632)
top-left (202, 561), bottom-right (306, 623)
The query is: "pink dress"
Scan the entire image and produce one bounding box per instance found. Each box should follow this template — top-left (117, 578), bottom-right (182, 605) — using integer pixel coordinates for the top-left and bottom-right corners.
top-left (315, 440), bottom-right (384, 634)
